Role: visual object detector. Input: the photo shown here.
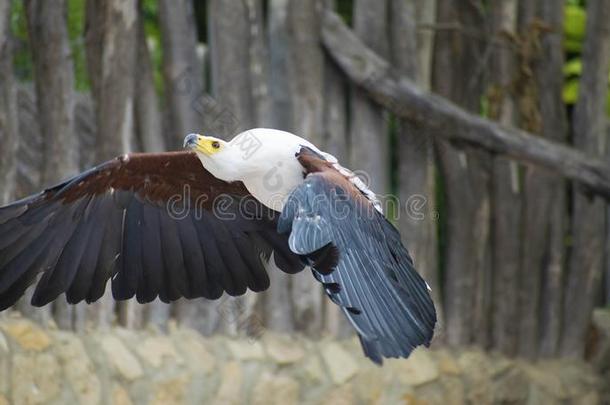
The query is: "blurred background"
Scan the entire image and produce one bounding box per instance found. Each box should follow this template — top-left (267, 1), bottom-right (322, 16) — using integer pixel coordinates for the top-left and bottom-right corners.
top-left (0, 0), bottom-right (610, 403)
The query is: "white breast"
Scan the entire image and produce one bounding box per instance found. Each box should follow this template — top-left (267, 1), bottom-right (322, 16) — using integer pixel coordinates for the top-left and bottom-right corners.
top-left (233, 129), bottom-right (310, 212)
top-left (241, 153), bottom-right (305, 212)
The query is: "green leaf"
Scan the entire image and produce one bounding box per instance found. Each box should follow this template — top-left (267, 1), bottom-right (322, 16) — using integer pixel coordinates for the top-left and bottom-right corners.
top-left (10, 0), bottom-right (33, 81)
top-left (562, 79), bottom-right (580, 104)
top-left (564, 38), bottom-right (583, 53)
top-left (563, 58), bottom-right (582, 77)
top-left (563, 4), bottom-right (587, 47)
top-left (67, 0), bottom-right (88, 91)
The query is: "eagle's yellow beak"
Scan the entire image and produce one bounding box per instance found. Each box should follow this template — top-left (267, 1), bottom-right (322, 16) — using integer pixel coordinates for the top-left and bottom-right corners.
top-left (183, 133), bottom-right (222, 155)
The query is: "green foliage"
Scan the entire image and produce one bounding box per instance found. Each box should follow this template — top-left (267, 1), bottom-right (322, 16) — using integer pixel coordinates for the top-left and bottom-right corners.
top-left (562, 78), bottom-right (580, 105)
top-left (562, 1), bottom-right (610, 116)
top-left (564, 4), bottom-right (586, 53)
top-left (141, 0), bottom-right (160, 39)
top-left (193, 0), bottom-right (208, 43)
top-left (563, 59), bottom-right (581, 105)
top-left (141, 0), bottom-right (164, 94)
top-left (10, 0), bottom-right (609, 117)
top-left (480, 95), bottom-right (490, 119)
top-left (336, 0), bottom-right (353, 25)
top-left (10, 0), bottom-right (32, 81)
top-left (563, 58), bottom-right (583, 76)
top-left (10, 0), bottom-right (88, 90)
top-left (9, 0), bottom-right (163, 94)
top-left (67, 0), bottom-right (88, 91)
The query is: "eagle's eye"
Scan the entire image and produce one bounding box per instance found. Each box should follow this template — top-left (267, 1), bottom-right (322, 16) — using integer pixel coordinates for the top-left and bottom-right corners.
top-left (211, 141), bottom-right (220, 149)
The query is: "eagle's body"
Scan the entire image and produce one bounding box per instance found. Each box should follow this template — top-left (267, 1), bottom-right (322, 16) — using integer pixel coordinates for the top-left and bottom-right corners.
top-left (0, 128), bottom-right (436, 364)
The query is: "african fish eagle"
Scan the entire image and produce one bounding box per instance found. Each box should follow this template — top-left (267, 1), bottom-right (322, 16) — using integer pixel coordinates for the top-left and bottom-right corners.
top-left (0, 128), bottom-right (436, 364)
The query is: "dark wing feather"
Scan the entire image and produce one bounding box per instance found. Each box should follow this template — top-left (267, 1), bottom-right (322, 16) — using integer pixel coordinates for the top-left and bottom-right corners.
top-left (157, 208), bottom-right (190, 301)
top-left (87, 199), bottom-right (124, 303)
top-left (112, 195), bottom-right (144, 301)
top-left (66, 196), bottom-right (109, 304)
top-left (280, 150), bottom-right (436, 364)
top-left (0, 151), bottom-right (303, 310)
top-left (174, 211), bottom-right (209, 298)
top-left (232, 233), bottom-right (270, 292)
top-left (137, 204), bottom-right (165, 303)
top-left (34, 197), bottom-right (97, 305)
top-left (192, 215), bottom-right (228, 299)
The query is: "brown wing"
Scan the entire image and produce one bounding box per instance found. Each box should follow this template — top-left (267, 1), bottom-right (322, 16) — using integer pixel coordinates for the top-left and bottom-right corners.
top-left (0, 151), bottom-right (303, 310)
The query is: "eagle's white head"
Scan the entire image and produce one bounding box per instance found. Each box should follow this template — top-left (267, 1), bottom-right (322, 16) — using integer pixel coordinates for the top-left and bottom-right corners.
top-left (183, 129), bottom-right (313, 211)
top-left (183, 133), bottom-right (245, 182)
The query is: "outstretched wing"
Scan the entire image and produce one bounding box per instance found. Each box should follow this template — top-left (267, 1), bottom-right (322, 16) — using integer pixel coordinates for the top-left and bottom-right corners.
top-left (279, 148), bottom-right (436, 364)
top-left (0, 151), bottom-right (303, 310)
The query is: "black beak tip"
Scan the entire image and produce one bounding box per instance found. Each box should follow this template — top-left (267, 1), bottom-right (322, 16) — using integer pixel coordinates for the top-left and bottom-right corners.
top-left (183, 133), bottom-right (199, 149)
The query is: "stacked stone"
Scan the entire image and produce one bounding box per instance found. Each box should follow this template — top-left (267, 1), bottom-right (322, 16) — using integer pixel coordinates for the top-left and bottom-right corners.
top-left (0, 314), bottom-right (606, 405)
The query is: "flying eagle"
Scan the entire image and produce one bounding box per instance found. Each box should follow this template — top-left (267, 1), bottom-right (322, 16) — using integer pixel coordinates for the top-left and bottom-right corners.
top-left (0, 128), bottom-right (435, 364)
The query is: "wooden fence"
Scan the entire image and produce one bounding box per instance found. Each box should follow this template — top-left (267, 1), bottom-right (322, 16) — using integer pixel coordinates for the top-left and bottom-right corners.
top-left (0, 0), bottom-right (608, 361)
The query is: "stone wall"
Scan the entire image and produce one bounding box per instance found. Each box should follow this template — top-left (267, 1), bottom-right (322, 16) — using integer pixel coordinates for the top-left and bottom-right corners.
top-left (0, 314), bottom-right (606, 405)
